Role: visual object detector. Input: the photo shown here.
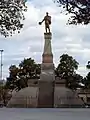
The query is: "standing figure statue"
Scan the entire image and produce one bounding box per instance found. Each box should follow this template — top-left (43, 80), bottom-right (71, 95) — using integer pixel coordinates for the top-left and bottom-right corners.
top-left (39, 12), bottom-right (51, 33)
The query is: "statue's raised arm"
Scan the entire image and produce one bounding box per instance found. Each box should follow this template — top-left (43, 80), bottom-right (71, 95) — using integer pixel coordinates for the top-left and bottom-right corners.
top-left (39, 12), bottom-right (51, 33)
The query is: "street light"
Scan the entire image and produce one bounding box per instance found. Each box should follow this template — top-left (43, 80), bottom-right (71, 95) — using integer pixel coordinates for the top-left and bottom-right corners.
top-left (0, 50), bottom-right (4, 81)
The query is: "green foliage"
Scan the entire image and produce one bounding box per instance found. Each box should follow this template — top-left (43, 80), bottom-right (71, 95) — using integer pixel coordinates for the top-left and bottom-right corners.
top-left (19, 58), bottom-right (40, 79)
top-left (68, 73), bottom-right (84, 90)
top-left (83, 61), bottom-right (90, 89)
top-left (56, 54), bottom-right (79, 89)
top-left (0, 0), bottom-right (27, 37)
top-left (5, 65), bottom-right (19, 90)
top-left (0, 82), bottom-right (8, 106)
top-left (55, 0), bottom-right (90, 25)
top-left (86, 61), bottom-right (90, 69)
top-left (5, 58), bottom-right (41, 91)
top-left (83, 72), bottom-right (90, 89)
top-left (56, 54), bottom-right (79, 77)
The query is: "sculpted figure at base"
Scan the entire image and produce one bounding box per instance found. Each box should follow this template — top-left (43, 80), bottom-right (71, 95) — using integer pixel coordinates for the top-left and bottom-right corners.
top-left (39, 12), bottom-right (51, 33)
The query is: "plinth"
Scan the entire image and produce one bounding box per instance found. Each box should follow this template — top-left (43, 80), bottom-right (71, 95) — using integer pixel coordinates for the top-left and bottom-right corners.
top-left (38, 33), bottom-right (55, 108)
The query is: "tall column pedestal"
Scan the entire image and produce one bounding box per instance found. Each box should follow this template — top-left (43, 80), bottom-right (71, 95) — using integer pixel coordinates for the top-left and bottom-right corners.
top-left (38, 33), bottom-right (55, 108)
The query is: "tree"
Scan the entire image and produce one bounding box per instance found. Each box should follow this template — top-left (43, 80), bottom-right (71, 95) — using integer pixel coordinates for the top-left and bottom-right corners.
top-left (83, 61), bottom-right (90, 89)
top-left (56, 54), bottom-right (79, 88)
top-left (5, 65), bottom-right (19, 90)
top-left (68, 73), bottom-right (84, 90)
top-left (86, 61), bottom-right (90, 69)
top-left (55, 0), bottom-right (90, 25)
top-left (0, 81), bottom-right (9, 106)
top-left (0, 0), bottom-right (27, 37)
top-left (5, 58), bottom-right (41, 91)
top-left (19, 58), bottom-right (40, 79)
top-left (83, 73), bottom-right (90, 89)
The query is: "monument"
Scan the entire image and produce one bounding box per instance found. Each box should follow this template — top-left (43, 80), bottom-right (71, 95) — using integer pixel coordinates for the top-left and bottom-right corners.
top-left (7, 12), bottom-right (84, 108)
top-left (38, 12), bottom-right (55, 107)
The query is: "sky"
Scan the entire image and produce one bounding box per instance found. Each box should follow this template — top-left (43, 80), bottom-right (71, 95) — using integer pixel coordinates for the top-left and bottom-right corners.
top-left (0, 0), bottom-right (90, 79)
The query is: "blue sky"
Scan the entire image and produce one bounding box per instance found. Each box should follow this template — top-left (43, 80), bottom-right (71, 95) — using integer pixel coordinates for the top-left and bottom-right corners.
top-left (0, 0), bottom-right (90, 79)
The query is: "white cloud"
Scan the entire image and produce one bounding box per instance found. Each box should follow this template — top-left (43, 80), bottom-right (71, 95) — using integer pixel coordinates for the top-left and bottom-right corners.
top-left (0, 0), bottom-right (90, 79)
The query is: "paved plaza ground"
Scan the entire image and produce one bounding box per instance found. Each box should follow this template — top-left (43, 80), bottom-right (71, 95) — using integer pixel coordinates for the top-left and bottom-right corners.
top-left (0, 108), bottom-right (90, 120)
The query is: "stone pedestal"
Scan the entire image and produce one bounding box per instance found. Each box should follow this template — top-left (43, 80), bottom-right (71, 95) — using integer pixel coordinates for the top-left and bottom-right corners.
top-left (38, 81), bottom-right (54, 107)
top-left (38, 33), bottom-right (55, 108)
top-left (42, 33), bottom-right (53, 63)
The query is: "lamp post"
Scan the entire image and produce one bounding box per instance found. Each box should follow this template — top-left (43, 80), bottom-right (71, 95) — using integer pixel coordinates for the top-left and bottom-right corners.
top-left (0, 50), bottom-right (4, 81)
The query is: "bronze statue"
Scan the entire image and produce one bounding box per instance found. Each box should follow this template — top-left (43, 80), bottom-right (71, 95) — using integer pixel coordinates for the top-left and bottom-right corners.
top-left (39, 12), bottom-right (51, 33)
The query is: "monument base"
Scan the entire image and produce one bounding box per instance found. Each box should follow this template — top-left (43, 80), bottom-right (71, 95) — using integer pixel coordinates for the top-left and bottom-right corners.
top-left (38, 80), bottom-right (54, 108)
